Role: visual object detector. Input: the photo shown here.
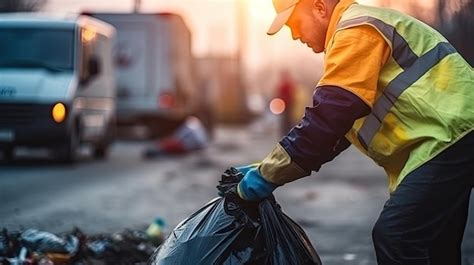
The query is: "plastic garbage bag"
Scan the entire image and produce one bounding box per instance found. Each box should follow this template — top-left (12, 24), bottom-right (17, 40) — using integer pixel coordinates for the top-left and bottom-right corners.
top-left (20, 229), bottom-right (79, 256)
top-left (149, 168), bottom-right (322, 265)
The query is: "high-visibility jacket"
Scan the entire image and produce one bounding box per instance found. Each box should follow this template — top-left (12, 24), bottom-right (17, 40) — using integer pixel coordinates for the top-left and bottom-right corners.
top-left (335, 4), bottom-right (474, 191)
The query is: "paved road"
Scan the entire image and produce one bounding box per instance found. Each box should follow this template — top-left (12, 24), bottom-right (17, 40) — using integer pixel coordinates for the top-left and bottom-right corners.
top-left (1, 124), bottom-right (473, 264)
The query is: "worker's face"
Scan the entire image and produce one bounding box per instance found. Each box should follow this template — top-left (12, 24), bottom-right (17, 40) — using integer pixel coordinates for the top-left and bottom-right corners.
top-left (286, 0), bottom-right (333, 53)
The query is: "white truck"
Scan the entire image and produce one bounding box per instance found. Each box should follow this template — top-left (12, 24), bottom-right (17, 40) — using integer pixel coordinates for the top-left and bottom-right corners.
top-left (86, 12), bottom-right (208, 137)
top-left (0, 14), bottom-right (117, 162)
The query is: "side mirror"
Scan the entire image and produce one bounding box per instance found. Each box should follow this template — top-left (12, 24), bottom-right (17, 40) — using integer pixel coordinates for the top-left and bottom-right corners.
top-left (89, 57), bottom-right (101, 77)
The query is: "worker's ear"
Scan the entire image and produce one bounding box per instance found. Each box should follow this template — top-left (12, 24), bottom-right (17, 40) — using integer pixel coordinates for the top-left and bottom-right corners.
top-left (311, 0), bottom-right (327, 17)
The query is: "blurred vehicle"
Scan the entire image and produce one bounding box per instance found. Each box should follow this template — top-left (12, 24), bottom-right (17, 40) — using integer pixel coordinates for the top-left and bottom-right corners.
top-left (85, 12), bottom-right (209, 137)
top-left (0, 13), bottom-right (117, 162)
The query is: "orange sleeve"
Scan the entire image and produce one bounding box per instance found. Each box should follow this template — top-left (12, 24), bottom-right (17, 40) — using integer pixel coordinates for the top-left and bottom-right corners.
top-left (318, 25), bottom-right (390, 107)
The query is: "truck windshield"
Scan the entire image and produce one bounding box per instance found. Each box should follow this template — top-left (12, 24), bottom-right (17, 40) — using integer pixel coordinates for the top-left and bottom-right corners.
top-left (0, 28), bottom-right (74, 72)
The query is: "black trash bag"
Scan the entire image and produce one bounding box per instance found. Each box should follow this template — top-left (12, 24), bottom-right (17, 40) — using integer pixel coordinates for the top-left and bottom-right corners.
top-left (149, 168), bottom-right (322, 265)
top-left (259, 200), bottom-right (320, 264)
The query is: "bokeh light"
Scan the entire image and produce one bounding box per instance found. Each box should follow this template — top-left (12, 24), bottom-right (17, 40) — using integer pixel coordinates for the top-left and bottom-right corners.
top-left (269, 98), bottom-right (286, 115)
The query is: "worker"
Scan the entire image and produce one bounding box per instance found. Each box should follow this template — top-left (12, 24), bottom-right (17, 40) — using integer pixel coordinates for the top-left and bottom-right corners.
top-left (236, 0), bottom-right (474, 264)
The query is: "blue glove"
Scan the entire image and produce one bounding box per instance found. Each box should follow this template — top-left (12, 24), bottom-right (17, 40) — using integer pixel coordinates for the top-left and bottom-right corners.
top-left (237, 166), bottom-right (279, 201)
top-left (236, 164), bottom-right (258, 175)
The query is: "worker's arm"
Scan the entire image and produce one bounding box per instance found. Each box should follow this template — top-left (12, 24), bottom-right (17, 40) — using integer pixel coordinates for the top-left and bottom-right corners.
top-left (237, 88), bottom-right (370, 200)
top-left (274, 86), bottom-right (369, 178)
top-left (238, 25), bottom-right (391, 201)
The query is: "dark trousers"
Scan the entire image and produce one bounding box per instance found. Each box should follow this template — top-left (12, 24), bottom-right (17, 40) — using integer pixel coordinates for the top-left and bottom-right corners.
top-left (372, 131), bottom-right (474, 265)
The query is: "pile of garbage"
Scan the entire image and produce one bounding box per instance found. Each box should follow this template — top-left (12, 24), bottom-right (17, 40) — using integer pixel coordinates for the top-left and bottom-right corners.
top-left (0, 226), bottom-right (163, 265)
top-left (2, 168), bottom-right (322, 265)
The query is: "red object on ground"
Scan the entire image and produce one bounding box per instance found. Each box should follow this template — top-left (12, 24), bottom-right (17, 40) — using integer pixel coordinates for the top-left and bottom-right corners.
top-left (158, 138), bottom-right (186, 154)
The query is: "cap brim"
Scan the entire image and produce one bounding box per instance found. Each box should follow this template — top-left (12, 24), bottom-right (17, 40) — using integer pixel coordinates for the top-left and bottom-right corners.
top-left (267, 5), bottom-right (296, 36)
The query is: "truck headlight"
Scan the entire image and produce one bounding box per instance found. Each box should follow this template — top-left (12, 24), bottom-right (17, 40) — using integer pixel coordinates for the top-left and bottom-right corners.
top-left (52, 102), bottom-right (67, 123)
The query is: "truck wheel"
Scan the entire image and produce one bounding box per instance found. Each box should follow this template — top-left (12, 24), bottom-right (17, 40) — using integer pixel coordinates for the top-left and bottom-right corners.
top-left (93, 143), bottom-right (109, 159)
top-left (56, 124), bottom-right (79, 164)
top-left (2, 147), bottom-right (14, 162)
top-left (93, 121), bottom-right (114, 159)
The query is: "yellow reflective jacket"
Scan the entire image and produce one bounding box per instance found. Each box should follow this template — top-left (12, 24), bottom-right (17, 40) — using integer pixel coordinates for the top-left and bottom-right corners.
top-left (333, 3), bottom-right (474, 191)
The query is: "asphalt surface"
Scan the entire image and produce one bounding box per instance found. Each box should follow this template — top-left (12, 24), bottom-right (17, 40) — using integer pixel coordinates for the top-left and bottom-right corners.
top-left (1, 123), bottom-right (474, 264)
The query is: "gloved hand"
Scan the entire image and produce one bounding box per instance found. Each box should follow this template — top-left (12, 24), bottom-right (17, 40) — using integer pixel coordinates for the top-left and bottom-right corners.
top-left (236, 165), bottom-right (279, 201)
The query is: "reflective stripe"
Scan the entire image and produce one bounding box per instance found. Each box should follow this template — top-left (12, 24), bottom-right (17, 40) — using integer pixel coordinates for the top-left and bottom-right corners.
top-left (358, 42), bottom-right (457, 148)
top-left (337, 16), bottom-right (418, 70)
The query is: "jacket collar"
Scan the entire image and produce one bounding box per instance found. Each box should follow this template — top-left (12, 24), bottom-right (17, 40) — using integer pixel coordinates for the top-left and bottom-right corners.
top-left (324, 0), bottom-right (357, 50)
